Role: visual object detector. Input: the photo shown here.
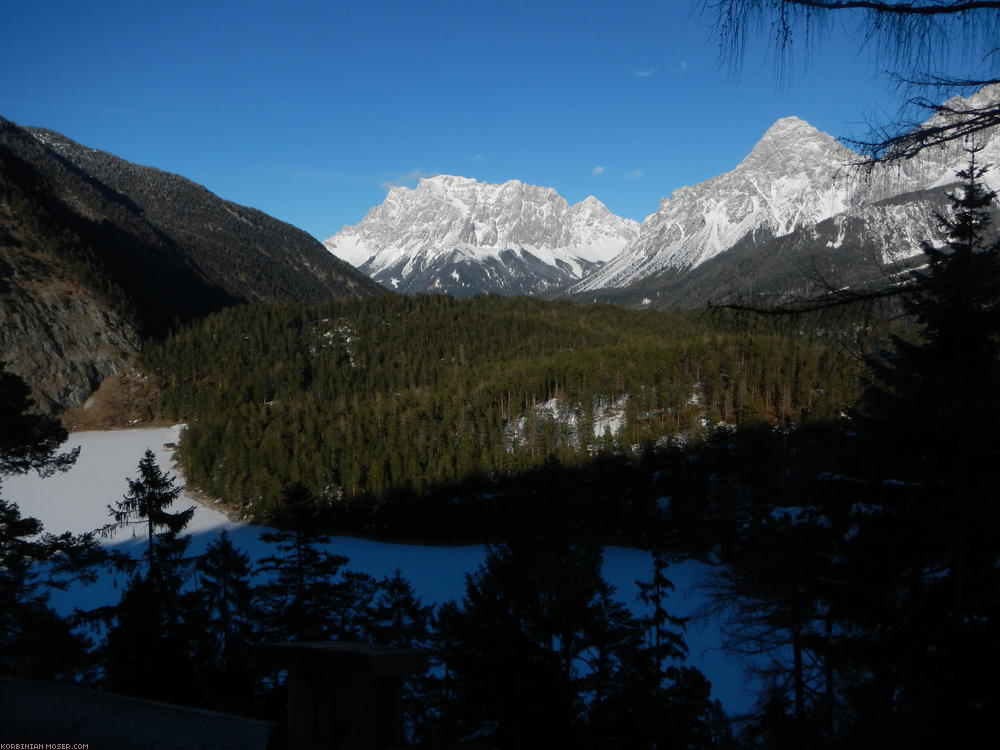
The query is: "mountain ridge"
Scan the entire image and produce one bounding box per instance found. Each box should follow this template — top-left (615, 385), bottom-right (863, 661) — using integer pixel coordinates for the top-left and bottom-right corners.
top-left (325, 85), bottom-right (1000, 309)
top-left (0, 116), bottom-right (383, 411)
top-left (567, 117), bottom-right (859, 296)
top-left (323, 175), bottom-right (639, 297)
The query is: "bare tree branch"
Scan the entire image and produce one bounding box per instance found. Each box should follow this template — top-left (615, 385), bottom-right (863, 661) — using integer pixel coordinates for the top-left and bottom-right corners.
top-left (703, 0), bottom-right (1000, 164)
top-left (848, 87), bottom-right (1000, 166)
top-left (786, 1), bottom-right (1000, 13)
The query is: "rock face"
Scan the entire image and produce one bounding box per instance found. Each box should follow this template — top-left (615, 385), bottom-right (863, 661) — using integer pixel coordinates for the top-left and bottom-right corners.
top-left (885, 83), bottom-right (1000, 197)
top-left (578, 187), bottom-right (953, 309)
top-left (567, 117), bottom-right (858, 296)
top-left (0, 201), bottom-right (139, 412)
top-left (324, 175), bottom-right (639, 297)
top-left (0, 117), bottom-right (383, 411)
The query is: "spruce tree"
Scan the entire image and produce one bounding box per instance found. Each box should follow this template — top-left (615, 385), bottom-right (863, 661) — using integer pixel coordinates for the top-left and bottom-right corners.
top-left (98, 451), bottom-right (198, 703)
top-left (432, 535), bottom-right (680, 748)
top-left (0, 498), bottom-right (103, 680)
top-left (0, 363), bottom-right (102, 680)
top-left (192, 530), bottom-right (258, 711)
top-left (103, 448), bottom-right (195, 579)
top-left (838, 149), bottom-right (1000, 744)
top-left (0, 361), bottom-right (79, 477)
top-left (254, 482), bottom-right (354, 642)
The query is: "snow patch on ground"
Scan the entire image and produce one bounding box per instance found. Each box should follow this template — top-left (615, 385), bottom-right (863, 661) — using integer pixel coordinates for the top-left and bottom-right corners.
top-left (592, 396), bottom-right (627, 438)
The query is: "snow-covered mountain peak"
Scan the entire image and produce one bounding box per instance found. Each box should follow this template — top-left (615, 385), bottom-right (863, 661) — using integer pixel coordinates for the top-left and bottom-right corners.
top-left (569, 115), bottom-right (857, 293)
top-left (940, 82), bottom-right (1000, 114)
top-left (574, 195), bottom-right (605, 209)
top-left (323, 175), bottom-right (638, 297)
top-left (756, 115), bottom-right (818, 143)
top-left (740, 116), bottom-right (853, 177)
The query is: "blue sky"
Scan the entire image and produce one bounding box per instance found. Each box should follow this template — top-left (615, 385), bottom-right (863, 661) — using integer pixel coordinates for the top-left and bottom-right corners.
top-left (4, 0), bottom-right (904, 240)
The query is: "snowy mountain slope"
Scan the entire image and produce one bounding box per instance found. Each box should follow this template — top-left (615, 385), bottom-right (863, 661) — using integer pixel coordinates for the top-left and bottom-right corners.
top-left (568, 117), bottom-right (858, 295)
top-left (565, 84), bottom-right (1000, 307)
top-left (323, 175), bottom-right (639, 297)
top-left (882, 83), bottom-right (1000, 196)
top-left (580, 186), bottom-right (953, 310)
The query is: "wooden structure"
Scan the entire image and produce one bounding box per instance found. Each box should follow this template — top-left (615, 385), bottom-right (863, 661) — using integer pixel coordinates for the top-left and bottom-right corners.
top-left (256, 641), bottom-right (428, 750)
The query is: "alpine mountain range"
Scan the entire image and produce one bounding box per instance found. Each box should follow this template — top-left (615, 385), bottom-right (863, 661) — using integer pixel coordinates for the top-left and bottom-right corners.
top-left (1, 85), bottom-right (998, 411)
top-left (325, 85), bottom-right (1000, 308)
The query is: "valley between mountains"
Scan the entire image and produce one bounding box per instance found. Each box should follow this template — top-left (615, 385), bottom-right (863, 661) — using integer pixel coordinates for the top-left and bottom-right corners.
top-left (3, 74), bottom-right (1000, 746)
top-left (2, 85), bottom-right (997, 418)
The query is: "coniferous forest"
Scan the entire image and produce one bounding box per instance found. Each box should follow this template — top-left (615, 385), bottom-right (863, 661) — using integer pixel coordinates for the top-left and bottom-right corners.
top-left (2, 161), bottom-right (999, 748)
top-left (144, 294), bottom-right (867, 540)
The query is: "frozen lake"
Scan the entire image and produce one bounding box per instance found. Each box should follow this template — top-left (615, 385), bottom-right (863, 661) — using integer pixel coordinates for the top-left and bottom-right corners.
top-left (5, 426), bottom-right (753, 714)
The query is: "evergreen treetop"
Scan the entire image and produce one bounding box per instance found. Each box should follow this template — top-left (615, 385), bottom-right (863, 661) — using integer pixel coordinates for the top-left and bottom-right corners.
top-left (103, 448), bottom-right (194, 577)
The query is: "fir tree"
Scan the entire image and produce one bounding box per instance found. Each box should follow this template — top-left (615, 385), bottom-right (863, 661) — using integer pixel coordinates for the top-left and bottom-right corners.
top-left (0, 498), bottom-right (103, 680)
top-left (0, 361), bottom-right (79, 477)
top-left (192, 530), bottom-right (258, 711)
top-left (432, 535), bottom-right (680, 748)
top-left (364, 568), bottom-right (434, 648)
top-left (712, 153), bottom-right (1000, 746)
top-left (837, 149), bottom-right (1000, 745)
top-left (0, 362), bottom-right (102, 680)
top-left (102, 448), bottom-right (195, 579)
top-left (254, 482), bottom-right (354, 642)
top-left (97, 451), bottom-right (199, 703)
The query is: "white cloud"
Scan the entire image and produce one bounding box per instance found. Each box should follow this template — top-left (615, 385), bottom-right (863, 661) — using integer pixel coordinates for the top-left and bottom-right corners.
top-left (379, 169), bottom-right (435, 189)
top-left (670, 60), bottom-right (689, 73)
top-left (592, 165), bottom-right (607, 176)
top-left (470, 154), bottom-right (485, 161)
top-left (625, 169), bottom-right (645, 180)
top-left (634, 68), bottom-right (655, 78)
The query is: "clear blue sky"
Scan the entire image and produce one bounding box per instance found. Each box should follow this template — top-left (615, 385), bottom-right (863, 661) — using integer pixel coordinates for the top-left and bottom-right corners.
top-left (3, 0), bottom-right (904, 240)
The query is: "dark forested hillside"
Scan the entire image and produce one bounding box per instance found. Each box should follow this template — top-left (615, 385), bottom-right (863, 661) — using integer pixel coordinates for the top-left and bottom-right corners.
top-left (24, 125), bottom-right (382, 309)
top-left (147, 295), bottom-right (867, 537)
top-left (0, 116), bottom-right (383, 410)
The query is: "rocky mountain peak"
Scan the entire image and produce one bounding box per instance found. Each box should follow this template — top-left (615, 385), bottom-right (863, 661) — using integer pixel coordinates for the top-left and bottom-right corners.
top-left (323, 175), bottom-right (638, 297)
top-left (739, 116), bottom-right (853, 178)
top-left (757, 115), bottom-right (817, 141)
top-left (568, 115), bottom-right (858, 294)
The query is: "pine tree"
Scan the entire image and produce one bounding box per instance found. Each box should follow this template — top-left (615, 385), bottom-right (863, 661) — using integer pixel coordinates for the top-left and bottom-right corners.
top-left (432, 536), bottom-right (650, 748)
top-left (364, 568), bottom-right (434, 648)
top-left (0, 361), bottom-right (79, 477)
top-left (98, 451), bottom-right (198, 703)
top-left (364, 569), bottom-right (435, 746)
top-left (0, 363), bottom-right (102, 680)
top-left (860, 149), bottom-right (1000, 481)
top-left (721, 152), bottom-right (1000, 746)
top-left (0, 499), bottom-right (103, 680)
top-left (192, 530), bottom-right (258, 711)
top-left (103, 448), bottom-right (195, 579)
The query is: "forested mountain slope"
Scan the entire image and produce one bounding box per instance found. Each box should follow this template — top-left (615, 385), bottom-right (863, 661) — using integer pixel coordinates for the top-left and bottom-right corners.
top-left (147, 295), bottom-right (867, 536)
top-left (0, 117), bottom-right (383, 410)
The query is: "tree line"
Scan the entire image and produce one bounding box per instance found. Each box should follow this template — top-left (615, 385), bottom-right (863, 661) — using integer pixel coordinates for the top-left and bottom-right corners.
top-left (144, 294), bottom-right (868, 537)
top-left (0, 386), bottom-right (730, 747)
